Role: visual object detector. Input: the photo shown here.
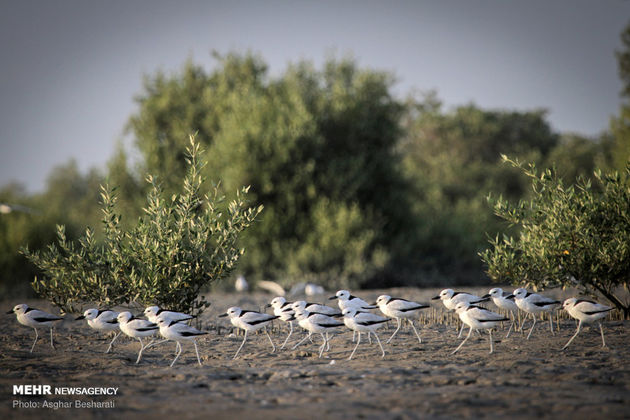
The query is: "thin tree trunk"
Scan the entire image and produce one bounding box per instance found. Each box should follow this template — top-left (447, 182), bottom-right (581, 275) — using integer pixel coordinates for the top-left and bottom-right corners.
top-left (592, 282), bottom-right (630, 320)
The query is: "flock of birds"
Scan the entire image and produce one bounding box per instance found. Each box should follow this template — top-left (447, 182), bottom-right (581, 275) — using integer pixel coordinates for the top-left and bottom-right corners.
top-left (6, 287), bottom-right (614, 367)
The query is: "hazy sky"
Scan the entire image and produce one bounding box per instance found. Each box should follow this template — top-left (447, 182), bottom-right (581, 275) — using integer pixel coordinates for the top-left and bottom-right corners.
top-left (1, 0), bottom-right (629, 193)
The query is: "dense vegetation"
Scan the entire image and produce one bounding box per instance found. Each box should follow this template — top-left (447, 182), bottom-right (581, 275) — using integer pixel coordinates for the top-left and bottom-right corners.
top-left (2, 21), bottom-right (629, 300)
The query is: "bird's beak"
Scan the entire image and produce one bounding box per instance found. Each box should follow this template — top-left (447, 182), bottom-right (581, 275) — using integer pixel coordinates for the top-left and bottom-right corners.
top-left (431, 296), bottom-right (440, 300)
top-left (6, 309), bottom-right (14, 314)
top-left (482, 294), bottom-right (491, 299)
top-left (370, 302), bottom-right (377, 306)
top-left (505, 294), bottom-right (515, 299)
top-left (264, 304), bottom-right (271, 308)
top-left (329, 296), bottom-right (338, 300)
top-left (218, 313), bottom-right (228, 318)
top-left (75, 315), bottom-right (85, 320)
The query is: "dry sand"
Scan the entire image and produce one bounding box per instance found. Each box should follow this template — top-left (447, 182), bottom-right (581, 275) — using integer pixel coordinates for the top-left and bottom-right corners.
top-left (1, 287), bottom-right (629, 419)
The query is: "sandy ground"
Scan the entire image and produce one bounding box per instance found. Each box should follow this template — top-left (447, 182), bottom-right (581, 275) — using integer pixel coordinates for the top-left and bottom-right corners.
top-left (1, 287), bottom-right (629, 419)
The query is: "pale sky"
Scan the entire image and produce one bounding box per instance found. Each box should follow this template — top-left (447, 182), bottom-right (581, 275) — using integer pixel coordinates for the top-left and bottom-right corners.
top-left (1, 0), bottom-right (629, 192)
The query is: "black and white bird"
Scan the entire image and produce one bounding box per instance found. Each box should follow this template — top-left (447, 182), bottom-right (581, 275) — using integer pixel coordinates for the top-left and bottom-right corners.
top-left (288, 301), bottom-right (342, 347)
top-left (561, 298), bottom-right (613, 350)
top-left (329, 290), bottom-right (377, 311)
top-left (266, 297), bottom-right (296, 350)
top-left (143, 306), bottom-right (194, 324)
top-left (451, 301), bottom-right (509, 354)
top-left (512, 288), bottom-right (561, 340)
top-left (292, 309), bottom-right (345, 358)
top-left (7, 304), bottom-right (63, 353)
top-left (117, 312), bottom-right (159, 364)
top-left (288, 300), bottom-right (341, 317)
top-left (374, 295), bottom-right (429, 344)
top-left (219, 307), bottom-right (278, 359)
top-left (482, 288), bottom-right (519, 338)
top-left (75, 308), bottom-right (121, 353)
top-left (432, 289), bottom-right (488, 311)
top-left (342, 308), bottom-right (388, 360)
top-left (432, 289), bottom-right (488, 337)
top-left (156, 318), bottom-right (207, 367)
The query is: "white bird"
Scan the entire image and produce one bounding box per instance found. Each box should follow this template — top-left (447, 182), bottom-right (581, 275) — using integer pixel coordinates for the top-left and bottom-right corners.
top-left (7, 304), bottom-right (63, 353)
top-left (75, 308), bottom-right (121, 353)
top-left (329, 290), bottom-right (376, 311)
top-left (561, 298), bottom-right (613, 350)
top-left (305, 283), bottom-right (325, 296)
top-left (432, 289), bottom-right (488, 311)
top-left (235, 275), bottom-right (248, 292)
top-left (156, 318), bottom-right (207, 367)
top-left (143, 306), bottom-right (195, 352)
top-left (432, 289), bottom-right (489, 337)
top-left (289, 300), bottom-right (341, 317)
top-left (451, 301), bottom-right (510, 354)
top-left (219, 307), bottom-right (278, 359)
top-left (342, 308), bottom-right (388, 360)
top-left (330, 290), bottom-right (377, 343)
top-left (116, 312), bottom-right (159, 364)
top-left (143, 306), bottom-right (194, 324)
top-left (512, 288), bottom-right (561, 340)
top-left (288, 301), bottom-right (342, 348)
top-left (292, 309), bottom-right (344, 358)
top-left (266, 297), bottom-right (296, 349)
top-left (375, 295), bottom-right (429, 344)
top-left (482, 288), bottom-right (519, 338)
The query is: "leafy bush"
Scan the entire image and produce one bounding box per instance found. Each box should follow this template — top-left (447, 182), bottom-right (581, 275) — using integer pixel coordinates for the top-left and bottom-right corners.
top-left (22, 136), bottom-right (262, 315)
top-left (480, 156), bottom-right (630, 318)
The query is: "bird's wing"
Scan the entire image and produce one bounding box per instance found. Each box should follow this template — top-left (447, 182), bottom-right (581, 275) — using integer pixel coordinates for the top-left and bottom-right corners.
top-left (469, 307), bottom-right (509, 322)
top-left (31, 310), bottom-right (63, 321)
top-left (574, 300), bottom-right (612, 315)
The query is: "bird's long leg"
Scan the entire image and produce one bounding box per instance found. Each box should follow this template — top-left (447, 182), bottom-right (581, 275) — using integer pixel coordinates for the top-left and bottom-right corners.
top-left (50, 327), bottom-right (55, 349)
top-left (518, 311), bottom-right (525, 333)
top-left (348, 331), bottom-right (361, 360)
top-left (548, 312), bottom-right (555, 336)
top-left (374, 332), bottom-right (385, 358)
top-left (194, 340), bottom-right (202, 365)
top-left (387, 318), bottom-right (402, 344)
top-left (280, 322), bottom-right (293, 350)
top-left (457, 322), bottom-right (465, 338)
top-left (409, 319), bottom-right (422, 344)
top-left (599, 322), bottom-right (607, 347)
top-left (318, 333), bottom-right (327, 358)
top-left (170, 341), bottom-right (182, 367)
top-left (265, 328), bottom-right (276, 353)
top-left (452, 326), bottom-right (473, 355)
top-left (233, 331), bottom-right (248, 360)
top-left (505, 312), bottom-right (514, 338)
top-left (30, 328), bottom-right (39, 353)
top-left (526, 314), bottom-right (537, 340)
top-left (489, 330), bottom-right (494, 354)
top-left (135, 338), bottom-right (146, 364)
top-left (144, 338), bottom-right (168, 351)
top-left (106, 331), bottom-right (122, 354)
top-left (562, 320), bottom-right (582, 350)
top-left (292, 332), bottom-right (311, 350)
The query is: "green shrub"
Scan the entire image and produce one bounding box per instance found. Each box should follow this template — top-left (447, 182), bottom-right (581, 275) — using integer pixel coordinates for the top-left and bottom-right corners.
top-left (480, 155), bottom-right (630, 318)
top-left (22, 136), bottom-right (262, 315)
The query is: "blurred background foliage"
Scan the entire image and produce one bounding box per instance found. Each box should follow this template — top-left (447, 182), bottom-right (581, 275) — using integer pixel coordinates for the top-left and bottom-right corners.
top-left (3, 21), bottom-right (630, 296)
